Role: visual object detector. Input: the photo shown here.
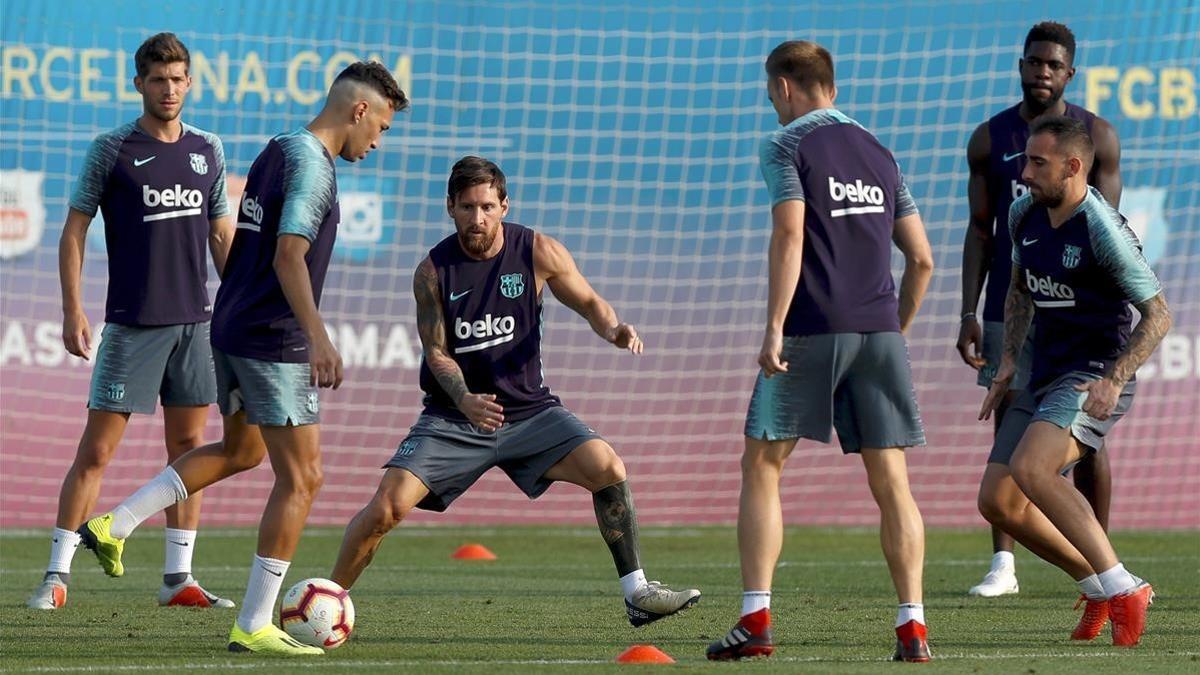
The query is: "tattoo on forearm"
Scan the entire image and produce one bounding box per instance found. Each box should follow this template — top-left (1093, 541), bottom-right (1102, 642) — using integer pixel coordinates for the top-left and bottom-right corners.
top-left (1108, 294), bottom-right (1171, 385)
top-left (592, 481), bottom-right (642, 576)
top-left (1001, 271), bottom-right (1034, 366)
top-left (414, 259), bottom-right (470, 404)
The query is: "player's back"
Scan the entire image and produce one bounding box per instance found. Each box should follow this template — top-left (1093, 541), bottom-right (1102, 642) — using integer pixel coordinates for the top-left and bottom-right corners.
top-left (759, 109), bottom-right (918, 336)
top-left (982, 102), bottom-right (1096, 322)
top-left (211, 129), bottom-right (339, 363)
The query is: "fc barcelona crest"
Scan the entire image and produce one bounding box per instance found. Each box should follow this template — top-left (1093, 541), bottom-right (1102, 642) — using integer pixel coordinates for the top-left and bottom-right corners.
top-left (306, 392), bottom-right (320, 414)
top-left (189, 152), bottom-right (209, 175)
top-left (500, 273), bottom-right (525, 299)
top-left (107, 382), bottom-right (125, 401)
top-left (1062, 244), bottom-right (1081, 269)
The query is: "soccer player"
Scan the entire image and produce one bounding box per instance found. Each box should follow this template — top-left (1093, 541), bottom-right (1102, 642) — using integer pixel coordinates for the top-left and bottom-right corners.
top-left (707, 41), bottom-right (934, 662)
top-left (959, 21), bottom-right (1121, 598)
top-left (77, 62), bottom-right (408, 655)
top-left (978, 116), bottom-right (1168, 647)
top-left (27, 33), bottom-right (234, 611)
top-left (328, 156), bottom-right (701, 628)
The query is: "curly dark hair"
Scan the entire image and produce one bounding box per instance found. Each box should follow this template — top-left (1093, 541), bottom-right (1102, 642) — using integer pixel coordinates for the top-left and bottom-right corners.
top-left (1024, 22), bottom-right (1076, 64)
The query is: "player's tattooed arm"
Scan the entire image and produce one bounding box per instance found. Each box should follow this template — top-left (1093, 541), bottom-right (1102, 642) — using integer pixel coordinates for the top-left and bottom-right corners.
top-left (1000, 263), bottom-right (1034, 370)
top-left (414, 257), bottom-right (505, 431)
top-left (413, 256), bottom-right (468, 404)
top-left (1106, 292), bottom-right (1171, 387)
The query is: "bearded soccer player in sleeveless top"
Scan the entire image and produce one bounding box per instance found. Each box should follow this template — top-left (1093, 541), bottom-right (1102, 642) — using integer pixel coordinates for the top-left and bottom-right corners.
top-left (707, 41), bottom-right (935, 662)
top-left (328, 156), bottom-right (701, 629)
top-left (77, 62), bottom-right (408, 655)
top-left (28, 33), bottom-right (236, 612)
top-left (978, 116), bottom-right (1169, 648)
top-left (959, 21), bottom-right (1122, 602)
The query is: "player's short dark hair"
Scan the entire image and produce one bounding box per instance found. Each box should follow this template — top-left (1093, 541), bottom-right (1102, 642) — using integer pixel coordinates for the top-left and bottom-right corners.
top-left (1024, 21), bottom-right (1076, 64)
top-left (765, 41), bottom-right (835, 96)
top-left (135, 33), bottom-right (189, 79)
top-left (1030, 115), bottom-right (1094, 168)
top-left (333, 61), bottom-right (410, 112)
top-left (447, 156), bottom-right (507, 203)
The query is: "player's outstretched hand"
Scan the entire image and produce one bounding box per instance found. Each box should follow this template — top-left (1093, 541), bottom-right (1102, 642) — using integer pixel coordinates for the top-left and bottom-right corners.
top-left (758, 330), bottom-right (788, 378)
top-left (63, 311), bottom-right (92, 360)
top-left (979, 362), bottom-right (1015, 421)
top-left (459, 393), bottom-right (504, 432)
top-left (957, 316), bottom-right (985, 370)
top-left (607, 323), bottom-right (643, 354)
top-left (1074, 377), bottom-right (1120, 421)
top-left (309, 334), bottom-right (344, 389)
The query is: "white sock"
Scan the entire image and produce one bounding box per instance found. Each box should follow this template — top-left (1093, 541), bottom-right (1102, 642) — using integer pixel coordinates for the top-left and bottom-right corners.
top-left (110, 467), bottom-right (188, 539)
top-left (896, 603), bottom-right (925, 627)
top-left (991, 551), bottom-right (1015, 572)
top-left (237, 555), bottom-right (290, 633)
top-left (47, 528), bottom-right (81, 575)
top-left (620, 569), bottom-right (647, 600)
top-left (742, 591), bottom-right (771, 616)
top-left (1098, 563), bottom-right (1138, 598)
top-left (163, 528), bottom-right (197, 576)
top-left (1077, 574), bottom-right (1106, 600)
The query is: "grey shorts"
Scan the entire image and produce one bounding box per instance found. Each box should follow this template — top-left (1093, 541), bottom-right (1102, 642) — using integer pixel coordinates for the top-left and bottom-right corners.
top-left (744, 332), bottom-right (926, 453)
top-left (88, 322), bottom-right (216, 414)
top-left (978, 320), bottom-right (1034, 390)
top-left (385, 406), bottom-right (602, 512)
top-left (213, 348), bottom-right (319, 427)
top-left (988, 371), bottom-right (1135, 465)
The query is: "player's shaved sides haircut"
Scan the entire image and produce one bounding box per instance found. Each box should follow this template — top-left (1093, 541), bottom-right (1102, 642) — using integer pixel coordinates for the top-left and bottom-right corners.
top-left (332, 61), bottom-right (410, 112)
top-left (1024, 21), bottom-right (1076, 64)
top-left (448, 156), bottom-right (508, 203)
top-left (1030, 115), bottom-right (1094, 170)
top-left (134, 32), bottom-right (190, 78)
top-left (766, 40), bottom-right (835, 96)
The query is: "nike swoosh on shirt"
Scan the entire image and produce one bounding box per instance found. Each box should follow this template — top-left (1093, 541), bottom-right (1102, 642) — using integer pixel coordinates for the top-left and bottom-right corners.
top-left (449, 289), bottom-right (472, 301)
top-left (133, 156), bottom-right (157, 166)
top-left (1022, 238), bottom-right (1039, 246)
top-left (1003, 151), bottom-right (1024, 162)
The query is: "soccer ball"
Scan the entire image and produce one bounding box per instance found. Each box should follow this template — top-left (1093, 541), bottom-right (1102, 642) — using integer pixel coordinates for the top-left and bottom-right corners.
top-left (279, 578), bottom-right (355, 649)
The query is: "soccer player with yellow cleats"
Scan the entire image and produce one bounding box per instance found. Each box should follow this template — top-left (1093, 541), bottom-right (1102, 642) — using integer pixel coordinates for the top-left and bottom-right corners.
top-left (228, 623), bottom-right (324, 655)
top-left (77, 513), bottom-right (125, 578)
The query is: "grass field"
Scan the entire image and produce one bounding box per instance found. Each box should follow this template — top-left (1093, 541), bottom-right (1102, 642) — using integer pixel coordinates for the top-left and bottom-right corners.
top-left (1, 526), bottom-right (1196, 673)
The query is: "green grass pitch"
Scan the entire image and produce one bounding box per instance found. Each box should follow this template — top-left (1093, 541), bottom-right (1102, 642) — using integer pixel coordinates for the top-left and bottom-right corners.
top-left (1, 526), bottom-right (1196, 673)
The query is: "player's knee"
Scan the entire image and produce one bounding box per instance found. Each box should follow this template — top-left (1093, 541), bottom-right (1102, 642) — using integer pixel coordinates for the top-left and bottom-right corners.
top-left (741, 449), bottom-right (785, 475)
top-left (1008, 457), bottom-right (1041, 494)
top-left (223, 439), bottom-right (266, 473)
top-left (74, 439), bottom-right (119, 473)
top-left (977, 488), bottom-right (1008, 526)
top-left (596, 454), bottom-right (626, 487)
top-left (373, 495), bottom-right (411, 532)
top-left (165, 431), bottom-right (204, 459)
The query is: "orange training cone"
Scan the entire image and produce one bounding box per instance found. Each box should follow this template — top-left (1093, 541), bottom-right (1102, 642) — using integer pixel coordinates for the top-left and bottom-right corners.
top-left (451, 543), bottom-right (497, 560)
top-left (615, 644), bottom-right (675, 664)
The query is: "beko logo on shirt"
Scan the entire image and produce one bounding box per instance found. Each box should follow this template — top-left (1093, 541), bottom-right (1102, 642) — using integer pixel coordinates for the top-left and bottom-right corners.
top-left (1025, 268), bottom-right (1076, 307)
top-left (241, 195), bottom-right (265, 224)
top-left (142, 184), bottom-right (202, 208)
top-left (453, 314), bottom-right (516, 354)
top-left (827, 177), bottom-right (885, 218)
top-left (141, 185), bottom-right (203, 222)
top-left (1011, 180), bottom-right (1029, 200)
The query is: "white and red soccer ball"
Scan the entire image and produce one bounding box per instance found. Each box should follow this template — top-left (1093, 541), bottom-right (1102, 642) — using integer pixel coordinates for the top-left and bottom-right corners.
top-left (279, 578), bottom-right (355, 649)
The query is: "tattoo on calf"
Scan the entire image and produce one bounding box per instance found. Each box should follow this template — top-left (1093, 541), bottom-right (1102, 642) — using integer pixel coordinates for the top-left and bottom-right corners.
top-left (592, 481), bottom-right (642, 576)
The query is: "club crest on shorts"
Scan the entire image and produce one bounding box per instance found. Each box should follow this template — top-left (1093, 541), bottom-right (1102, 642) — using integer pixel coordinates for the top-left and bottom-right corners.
top-left (107, 382), bottom-right (126, 401)
top-left (1062, 244), bottom-right (1081, 269)
top-left (396, 438), bottom-right (418, 456)
top-left (500, 272), bottom-right (525, 299)
top-left (189, 153), bottom-right (209, 175)
top-left (306, 392), bottom-right (320, 414)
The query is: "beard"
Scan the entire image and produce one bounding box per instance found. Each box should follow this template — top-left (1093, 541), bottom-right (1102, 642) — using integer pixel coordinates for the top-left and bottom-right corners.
top-left (459, 227), bottom-right (497, 256)
top-left (1021, 82), bottom-right (1063, 112)
top-left (145, 102), bottom-right (182, 123)
top-left (1030, 170), bottom-right (1072, 207)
